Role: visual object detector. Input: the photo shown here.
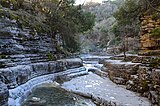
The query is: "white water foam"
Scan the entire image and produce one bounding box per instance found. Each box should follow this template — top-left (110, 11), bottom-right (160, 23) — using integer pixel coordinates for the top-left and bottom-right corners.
top-left (8, 74), bottom-right (55, 106)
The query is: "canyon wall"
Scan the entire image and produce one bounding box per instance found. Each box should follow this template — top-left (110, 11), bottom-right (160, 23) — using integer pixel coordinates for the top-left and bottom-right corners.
top-left (0, 18), bottom-right (82, 106)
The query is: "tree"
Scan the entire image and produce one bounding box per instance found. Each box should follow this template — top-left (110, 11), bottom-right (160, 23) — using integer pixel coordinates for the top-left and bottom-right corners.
top-left (45, 1), bottom-right (95, 52)
top-left (0, 0), bottom-right (95, 53)
top-left (112, 0), bottom-right (141, 58)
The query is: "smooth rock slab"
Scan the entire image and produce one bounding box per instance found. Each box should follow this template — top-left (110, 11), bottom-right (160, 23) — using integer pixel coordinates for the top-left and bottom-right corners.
top-left (57, 58), bottom-right (83, 69)
top-left (62, 73), bottom-right (151, 106)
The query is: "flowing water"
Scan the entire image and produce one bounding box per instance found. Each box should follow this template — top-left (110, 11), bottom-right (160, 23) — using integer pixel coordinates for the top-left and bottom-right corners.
top-left (22, 83), bottom-right (95, 106)
top-left (20, 54), bottom-right (151, 106)
top-left (21, 54), bottom-right (108, 106)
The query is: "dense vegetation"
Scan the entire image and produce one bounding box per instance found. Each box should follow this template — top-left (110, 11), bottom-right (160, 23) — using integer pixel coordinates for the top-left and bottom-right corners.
top-left (113, 0), bottom-right (160, 38)
top-left (80, 0), bottom-right (123, 52)
top-left (111, 0), bottom-right (160, 54)
top-left (0, 0), bottom-right (95, 53)
top-left (0, 0), bottom-right (159, 54)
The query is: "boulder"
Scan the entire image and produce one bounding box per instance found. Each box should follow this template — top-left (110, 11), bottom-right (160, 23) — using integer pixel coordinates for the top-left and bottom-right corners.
top-left (103, 59), bottom-right (140, 84)
top-left (32, 62), bottom-right (49, 74)
top-left (0, 65), bottom-right (33, 88)
top-left (57, 58), bottom-right (83, 69)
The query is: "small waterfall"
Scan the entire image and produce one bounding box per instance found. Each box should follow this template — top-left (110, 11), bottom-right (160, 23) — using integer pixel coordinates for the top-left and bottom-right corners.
top-left (8, 66), bottom-right (88, 106)
top-left (8, 74), bottom-right (55, 106)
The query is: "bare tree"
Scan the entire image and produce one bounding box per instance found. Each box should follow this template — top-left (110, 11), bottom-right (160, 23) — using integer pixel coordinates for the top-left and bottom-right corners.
top-left (146, 0), bottom-right (160, 12)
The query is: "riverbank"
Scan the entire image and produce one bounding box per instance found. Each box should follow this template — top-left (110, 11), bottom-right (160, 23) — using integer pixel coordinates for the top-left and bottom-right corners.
top-left (1, 54), bottom-right (155, 106)
top-left (62, 72), bottom-right (151, 106)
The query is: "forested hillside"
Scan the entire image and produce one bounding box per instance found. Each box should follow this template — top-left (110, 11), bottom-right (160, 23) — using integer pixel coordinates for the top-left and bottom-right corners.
top-left (0, 0), bottom-right (160, 106)
top-left (80, 0), bottom-right (124, 53)
top-left (81, 0), bottom-right (160, 55)
top-left (0, 0), bottom-right (95, 54)
top-left (0, 1), bottom-right (95, 105)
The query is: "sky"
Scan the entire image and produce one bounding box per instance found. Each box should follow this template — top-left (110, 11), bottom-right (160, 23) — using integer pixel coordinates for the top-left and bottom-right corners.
top-left (75, 0), bottom-right (115, 5)
top-left (76, 0), bottom-right (102, 5)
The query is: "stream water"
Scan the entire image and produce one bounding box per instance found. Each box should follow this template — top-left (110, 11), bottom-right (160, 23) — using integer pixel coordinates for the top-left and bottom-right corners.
top-left (19, 54), bottom-right (151, 106)
top-left (21, 54), bottom-right (103, 106)
top-left (22, 85), bottom-right (95, 106)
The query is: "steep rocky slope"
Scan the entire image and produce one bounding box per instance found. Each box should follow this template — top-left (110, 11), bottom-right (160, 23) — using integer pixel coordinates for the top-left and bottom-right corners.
top-left (140, 15), bottom-right (160, 55)
top-left (80, 0), bottom-right (126, 53)
top-left (0, 15), bottom-right (84, 106)
top-left (102, 55), bottom-right (160, 105)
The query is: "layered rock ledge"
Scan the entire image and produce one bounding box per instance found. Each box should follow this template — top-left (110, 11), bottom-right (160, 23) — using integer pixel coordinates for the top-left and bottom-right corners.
top-left (0, 17), bottom-right (85, 106)
top-left (62, 72), bottom-right (151, 106)
top-left (102, 55), bottom-right (160, 105)
top-left (0, 58), bottom-right (83, 106)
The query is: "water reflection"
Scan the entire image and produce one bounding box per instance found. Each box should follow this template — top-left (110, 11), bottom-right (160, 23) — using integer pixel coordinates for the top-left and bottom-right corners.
top-left (22, 85), bottom-right (95, 106)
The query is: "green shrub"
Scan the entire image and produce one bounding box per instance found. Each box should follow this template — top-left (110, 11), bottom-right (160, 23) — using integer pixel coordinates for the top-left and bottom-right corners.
top-left (149, 58), bottom-right (160, 68)
top-left (47, 53), bottom-right (55, 61)
top-left (0, 54), bottom-right (6, 59)
top-left (150, 27), bottom-right (160, 38)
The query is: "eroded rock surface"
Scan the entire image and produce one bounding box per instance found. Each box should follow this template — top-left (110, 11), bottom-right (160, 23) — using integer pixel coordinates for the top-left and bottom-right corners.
top-left (62, 72), bottom-right (151, 106)
top-left (102, 55), bottom-right (160, 105)
top-left (102, 59), bottom-right (140, 84)
top-left (0, 18), bottom-right (83, 105)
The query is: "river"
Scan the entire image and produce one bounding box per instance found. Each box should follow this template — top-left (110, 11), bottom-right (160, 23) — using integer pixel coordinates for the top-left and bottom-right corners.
top-left (20, 54), bottom-right (151, 106)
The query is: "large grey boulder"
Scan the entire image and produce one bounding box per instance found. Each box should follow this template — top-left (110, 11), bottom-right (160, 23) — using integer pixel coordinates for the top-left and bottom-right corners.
top-left (32, 62), bottom-right (49, 75)
top-left (57, 58), bottom-right (83, 69)
top-left (103, 60), bottom-right (140, 84)
top-left (0, 65), bottom-right (33, 88)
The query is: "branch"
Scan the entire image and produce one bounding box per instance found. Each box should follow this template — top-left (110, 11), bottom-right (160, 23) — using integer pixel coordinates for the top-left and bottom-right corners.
top-left (82, 0), bottom-right (87, 6)
top-left (146, 0), bottom-right (160, 12)
top-left (55, 0), bottom-right (63, 13)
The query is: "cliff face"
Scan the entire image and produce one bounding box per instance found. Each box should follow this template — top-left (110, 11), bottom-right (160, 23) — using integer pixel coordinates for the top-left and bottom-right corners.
top-left (1, 18), bottom-right (57, 52)
top-left (0, 17), bottom-right (55, 105)
top-left (139, 15), bottom-right (160, 55)
top-left (0, 17), bottom-right (59, 85)
top-left (0, 17), bottom-right (82, 105)
top-left (102, 55), bottom-right (160, 105)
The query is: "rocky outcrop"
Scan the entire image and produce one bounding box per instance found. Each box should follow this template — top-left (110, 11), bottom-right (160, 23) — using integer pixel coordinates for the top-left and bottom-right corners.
top-left (139, 15), bottom-right (160, 56)
top-left (127, 66), bottom-right (160, 105)
top-left (7, 66), bottom-right (87, 106)
top-left (102, 59), bottom-right (140, 84)
top-left (0, 17), bottom-right (48, 105)
top-left (0, 58), bottom-right (83, 106)
top-left (102, 56), bottom-right (160, 105)
top-left (0, 17), bottom-right (83, 105)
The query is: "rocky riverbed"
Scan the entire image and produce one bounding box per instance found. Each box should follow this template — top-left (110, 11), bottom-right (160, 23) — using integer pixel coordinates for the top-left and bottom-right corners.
top-left (62, 72), bottom-right (151, 106)
top-left (22, 83), bottom-right (95, 106)
top-left (61, 54), bottom-right (151, 106)
top-left (0, 53), bottom-right (154, 106)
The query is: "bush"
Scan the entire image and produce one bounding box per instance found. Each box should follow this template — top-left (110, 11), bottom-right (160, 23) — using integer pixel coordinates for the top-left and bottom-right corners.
top-left (150, 27), bottom-right (160, 38)
top-left (149, 58), bottom-right (160, 68)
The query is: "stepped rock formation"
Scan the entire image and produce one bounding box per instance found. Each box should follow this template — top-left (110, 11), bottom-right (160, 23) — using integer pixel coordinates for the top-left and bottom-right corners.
top-left (102, 55), bottom-right (160, 105)
top-left (0, 18), bottom-right (83, 105)
top-left (139, 15), bottom-right (160, 55)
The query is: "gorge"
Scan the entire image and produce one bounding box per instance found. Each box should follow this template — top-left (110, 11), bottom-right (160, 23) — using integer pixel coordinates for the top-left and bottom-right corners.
top-left (0, 0), bottom-right (160, 106)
